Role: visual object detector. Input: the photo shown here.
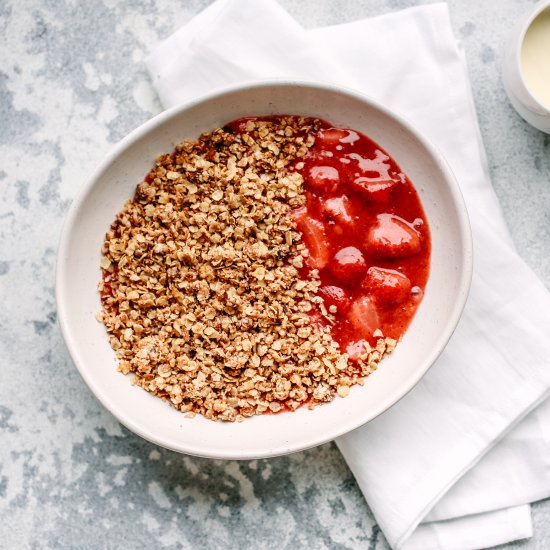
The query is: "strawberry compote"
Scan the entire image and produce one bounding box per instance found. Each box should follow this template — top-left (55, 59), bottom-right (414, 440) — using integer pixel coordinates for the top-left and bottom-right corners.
top-left (228, 116), bottom-right (430, 362)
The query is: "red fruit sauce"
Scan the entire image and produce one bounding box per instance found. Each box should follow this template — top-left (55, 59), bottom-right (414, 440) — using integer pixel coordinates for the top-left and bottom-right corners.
top-left (230, 117), bottom-right (431, 361)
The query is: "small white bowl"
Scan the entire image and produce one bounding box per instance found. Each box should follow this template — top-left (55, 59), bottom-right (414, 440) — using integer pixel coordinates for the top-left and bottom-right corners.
top-left (56, 81), bottom-right (472, 459)
top-left (503, 0), bottom-right (550, 133)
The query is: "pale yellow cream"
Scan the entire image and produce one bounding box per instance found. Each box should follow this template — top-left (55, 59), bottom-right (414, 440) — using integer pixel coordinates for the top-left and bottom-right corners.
top-left (521, 8), bottom-right (550, 109)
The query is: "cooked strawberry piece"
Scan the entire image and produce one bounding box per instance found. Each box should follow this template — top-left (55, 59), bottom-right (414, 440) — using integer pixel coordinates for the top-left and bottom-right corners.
top-left (317, 128), bottom-right (350, 146)
top-left (291, 210), bottom-right (330, 270)
top-left (303, 219), bottom-right (330, 269)
top-left (308, 165), bottom-right (340, 191)
top-left (322, 196), bottom-right (354, 226)
top-left (290, 206), bottom-right (307, 224)
top-left (365, 214), bottom-right (421, 259)
top-left (347, 150), bottom-right (390, 172)
top-left (352, 177), bottom-right (397, 203)
top-left (331, 246), bottom-right (367, 283)
top-left (347, 296), bottom-right (380, 340)
top-left (362, 266), bottom-right (412, 306)
top-left (410, 285), bottom-right (424, 302)
top-left (318, 285), bottom-right (351, 312)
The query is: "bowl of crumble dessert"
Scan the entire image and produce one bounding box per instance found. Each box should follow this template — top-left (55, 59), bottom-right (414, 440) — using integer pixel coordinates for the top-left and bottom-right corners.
top-left (56, 81), bottom-right (472, 459)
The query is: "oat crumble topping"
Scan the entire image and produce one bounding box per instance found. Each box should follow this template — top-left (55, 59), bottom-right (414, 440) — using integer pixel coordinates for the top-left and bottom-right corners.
top-left (99, 117), bottom-right (395, 422)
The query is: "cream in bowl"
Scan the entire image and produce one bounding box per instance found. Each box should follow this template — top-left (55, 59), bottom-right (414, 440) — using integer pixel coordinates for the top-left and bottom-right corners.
top-left (503, 0), bottom-right (550, 133)
top-left (56, 81), bottom-right (472, 459)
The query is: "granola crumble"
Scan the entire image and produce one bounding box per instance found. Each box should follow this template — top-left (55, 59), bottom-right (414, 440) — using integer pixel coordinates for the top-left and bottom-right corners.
top-left (99, 116), bottom-right (394, 422)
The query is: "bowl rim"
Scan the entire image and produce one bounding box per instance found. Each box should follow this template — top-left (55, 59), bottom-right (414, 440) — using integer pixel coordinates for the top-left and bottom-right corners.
top-left (56, 79), bottom-right (473, 459)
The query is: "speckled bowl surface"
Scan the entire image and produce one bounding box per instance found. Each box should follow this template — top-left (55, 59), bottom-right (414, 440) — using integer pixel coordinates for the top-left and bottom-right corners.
top-left (56, 81), bottom-right (472, 459)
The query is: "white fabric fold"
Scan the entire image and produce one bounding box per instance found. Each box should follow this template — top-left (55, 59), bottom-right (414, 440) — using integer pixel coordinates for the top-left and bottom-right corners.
top-left (404, 505), bottom-right (533, 550)
top-left (145, 1), bottom-right (550, 548)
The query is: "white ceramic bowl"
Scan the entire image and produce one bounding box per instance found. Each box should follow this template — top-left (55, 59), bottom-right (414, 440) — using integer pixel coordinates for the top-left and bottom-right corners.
top-left (56, 81), bottom-right (472, 459)
top-left (502, 0), bottom-right (550, 133)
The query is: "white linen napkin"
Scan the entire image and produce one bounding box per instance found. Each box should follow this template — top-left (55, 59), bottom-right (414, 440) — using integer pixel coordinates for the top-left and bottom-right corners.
top-left (145, 1), bottom-right (550, 548)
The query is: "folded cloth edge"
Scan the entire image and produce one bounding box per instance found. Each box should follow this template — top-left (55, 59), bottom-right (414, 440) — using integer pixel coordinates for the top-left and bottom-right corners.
top-left (395, 387), bottom-right (548, 547)
top-left (403, 504), bottom-right (533, 550)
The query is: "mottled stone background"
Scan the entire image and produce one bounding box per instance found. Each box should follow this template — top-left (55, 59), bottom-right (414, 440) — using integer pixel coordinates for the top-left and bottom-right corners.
top-left (1, 0), bottom-right (549, 548)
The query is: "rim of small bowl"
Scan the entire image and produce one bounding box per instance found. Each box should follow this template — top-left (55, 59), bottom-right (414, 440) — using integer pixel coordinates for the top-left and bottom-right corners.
top-left (56, 80), bottom-right (473, 459)
top-left (515, 0), bottom-right (550, 113)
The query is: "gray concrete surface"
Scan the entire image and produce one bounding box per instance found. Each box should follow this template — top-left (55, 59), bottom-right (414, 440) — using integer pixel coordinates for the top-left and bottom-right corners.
top-left (1, 0), bottom-right (549, 548)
